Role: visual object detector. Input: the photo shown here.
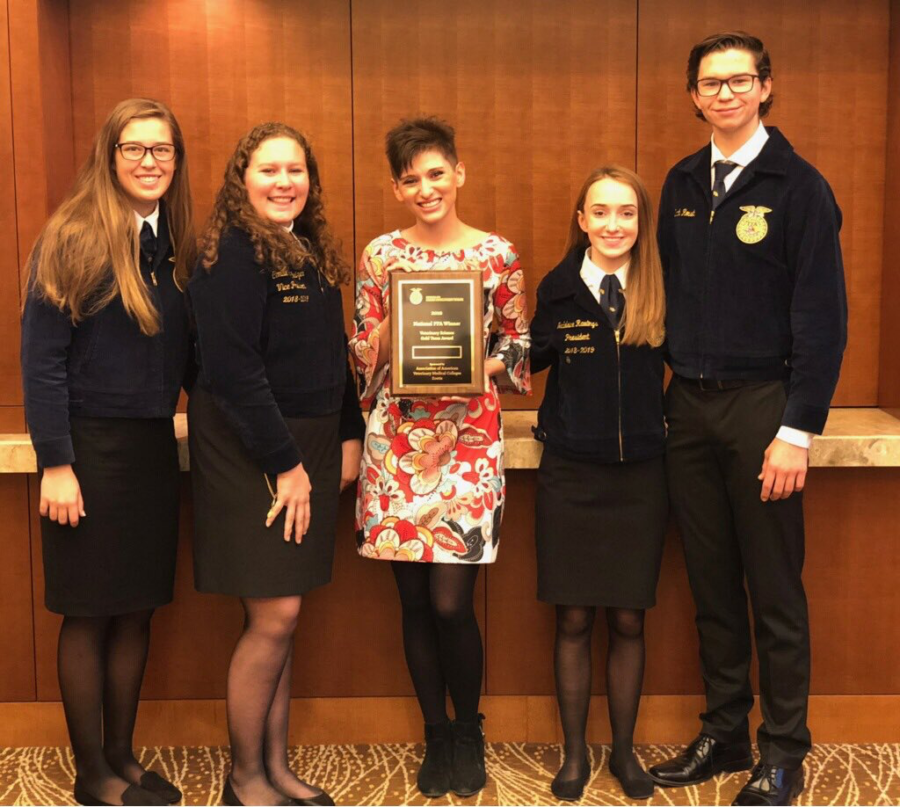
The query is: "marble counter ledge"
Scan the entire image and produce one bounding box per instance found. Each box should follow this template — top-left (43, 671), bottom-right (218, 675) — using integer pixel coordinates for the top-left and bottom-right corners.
top-left (2, 408), bottom-right (899, 474)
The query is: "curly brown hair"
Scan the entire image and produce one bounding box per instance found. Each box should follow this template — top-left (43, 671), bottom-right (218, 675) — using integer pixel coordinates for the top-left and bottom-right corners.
top-left (199, 122), bottom-right (348, 285)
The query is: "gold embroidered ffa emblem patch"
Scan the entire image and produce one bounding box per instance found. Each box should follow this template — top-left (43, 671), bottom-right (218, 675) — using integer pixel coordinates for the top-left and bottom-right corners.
top-left (736, 206), bottom-right (772, 244)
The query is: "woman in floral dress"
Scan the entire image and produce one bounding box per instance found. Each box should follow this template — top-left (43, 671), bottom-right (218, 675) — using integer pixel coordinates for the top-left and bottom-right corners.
top-left (349, 117), bottom-right (530, 798)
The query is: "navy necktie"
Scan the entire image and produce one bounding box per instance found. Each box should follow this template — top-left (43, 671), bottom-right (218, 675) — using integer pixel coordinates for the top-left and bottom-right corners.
top-left (712, 160), bottom-right (738, 209)
top-left (600, 273), bottom-right (623, 330)
top-left (140, 221), bottom-right (157, 263)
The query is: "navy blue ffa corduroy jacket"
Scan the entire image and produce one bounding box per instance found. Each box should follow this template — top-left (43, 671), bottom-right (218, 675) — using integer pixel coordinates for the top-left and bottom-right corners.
top-left (530, 248), bottom-right (666, 464)
top-left (21, 207), bottom-right (191, 469)
top-left (658, 126), bottom-right (847, 434)
top-left (187, 226), bottom-right (364, 476)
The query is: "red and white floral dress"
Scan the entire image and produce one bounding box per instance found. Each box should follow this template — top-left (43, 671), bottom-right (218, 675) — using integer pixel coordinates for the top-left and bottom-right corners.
top-left (350, 231), bottom-right (531, 564)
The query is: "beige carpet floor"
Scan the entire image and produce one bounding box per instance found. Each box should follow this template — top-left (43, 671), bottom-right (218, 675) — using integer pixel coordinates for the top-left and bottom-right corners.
top-left (1, 743), bottom-right (899, 805)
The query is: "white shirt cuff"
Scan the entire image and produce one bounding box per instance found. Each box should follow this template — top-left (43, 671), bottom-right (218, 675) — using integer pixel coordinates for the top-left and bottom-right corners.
top-left (776, 426), bottom-right (814, 449)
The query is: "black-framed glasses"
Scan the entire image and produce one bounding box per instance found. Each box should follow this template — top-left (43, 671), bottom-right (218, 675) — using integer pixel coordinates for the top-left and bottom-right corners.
top-left (116, 142), bottom-right (177, 161)
top-left (695, 74), bottom-right (760, 97)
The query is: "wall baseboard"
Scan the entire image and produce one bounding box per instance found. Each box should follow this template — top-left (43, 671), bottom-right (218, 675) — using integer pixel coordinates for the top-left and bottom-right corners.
top-left (1, 695), bottom-right (897, 747)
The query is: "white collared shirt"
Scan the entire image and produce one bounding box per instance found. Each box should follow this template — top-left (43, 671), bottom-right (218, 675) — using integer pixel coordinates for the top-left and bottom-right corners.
top-left (710, 122), bottom-right (812, 450)
top-left (710, 120), bottom-right (769, 192)
top-left (580, 249), bottom-right (628, 304)
top-left (134, 203), bottom-right (160, 237)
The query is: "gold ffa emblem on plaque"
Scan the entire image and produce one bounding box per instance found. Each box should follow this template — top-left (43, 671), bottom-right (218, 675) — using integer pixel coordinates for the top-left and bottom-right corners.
top-left (736, 206), bottom-right (772, 244)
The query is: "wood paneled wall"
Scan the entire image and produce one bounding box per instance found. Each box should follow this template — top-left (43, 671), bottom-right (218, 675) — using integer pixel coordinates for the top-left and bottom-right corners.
top-left (881, 0), bottom-right (900, 412)
top-left (1, 0), bottom-right (899, 714)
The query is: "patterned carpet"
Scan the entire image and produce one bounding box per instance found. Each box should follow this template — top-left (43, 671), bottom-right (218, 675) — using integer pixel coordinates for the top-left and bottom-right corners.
top-left (1, 743), bottom-right (899, 805)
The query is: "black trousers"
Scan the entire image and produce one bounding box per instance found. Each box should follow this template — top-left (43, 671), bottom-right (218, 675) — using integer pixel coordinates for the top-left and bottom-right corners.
top-left (665, 377), bottom-right (811, 769)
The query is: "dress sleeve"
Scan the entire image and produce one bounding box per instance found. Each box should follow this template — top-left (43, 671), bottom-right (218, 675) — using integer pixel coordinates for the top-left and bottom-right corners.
top-left (348, 244), bottom-right (389, 404)
top-left (189, 240), bottom-right (302, 476)
top-left (488, 243), bottom-right (531, 394)
top-left (21, 286), bottom-right (76, 468)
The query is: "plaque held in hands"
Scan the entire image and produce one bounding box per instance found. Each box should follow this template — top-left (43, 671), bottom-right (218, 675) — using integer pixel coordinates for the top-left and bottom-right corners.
top-left (390, 269), bottom-right (484, 397)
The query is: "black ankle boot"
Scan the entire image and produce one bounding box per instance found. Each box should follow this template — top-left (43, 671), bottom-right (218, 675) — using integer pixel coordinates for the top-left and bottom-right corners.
top-left (417, 720), bottom-right (453, 798)
top-left (450, 714), bottom-right (486, 797)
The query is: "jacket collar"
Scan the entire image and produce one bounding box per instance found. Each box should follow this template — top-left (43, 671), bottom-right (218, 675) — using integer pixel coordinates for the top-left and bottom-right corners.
top-left (546, 247), bottom-right (607, 322)
top-left (678, 125), bottom-right (794, 192)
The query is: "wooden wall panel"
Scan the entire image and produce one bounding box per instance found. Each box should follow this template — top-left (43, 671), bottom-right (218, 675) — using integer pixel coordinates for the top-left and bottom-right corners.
top-left (351, 0), bottom-right (638, 409)
top-left (636, 0), bottom-right (888, 407)
top-left (880, 0), bottom-right (900, 412)
top-left (0, 476), bottom-right (36, 701)
top-left (0, 0), bottom-right (22, 407)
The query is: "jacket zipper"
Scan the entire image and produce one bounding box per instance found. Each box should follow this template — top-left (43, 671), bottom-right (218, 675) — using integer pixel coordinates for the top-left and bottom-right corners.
top-left (615, 328), bottom-right (624, 462)
top-left (701, 205), bottom-right (716, 378)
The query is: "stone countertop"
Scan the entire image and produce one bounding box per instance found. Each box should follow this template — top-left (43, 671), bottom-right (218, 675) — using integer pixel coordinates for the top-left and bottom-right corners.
top-left (3, 408), bottom-right (899, 473)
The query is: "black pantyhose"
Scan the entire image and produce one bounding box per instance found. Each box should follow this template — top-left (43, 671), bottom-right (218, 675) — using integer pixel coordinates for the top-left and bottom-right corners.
top-left (226, 596), bottom-right (300, 807)
top-left (553, 606), bottom-right (650, 787)
top-left (57, 609), bottom-right (154, 805)
top-left (391, 563), bottom-right (483, 725)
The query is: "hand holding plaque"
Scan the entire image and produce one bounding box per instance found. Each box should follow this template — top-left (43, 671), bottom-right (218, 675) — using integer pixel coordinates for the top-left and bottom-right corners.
top-left (390, 269), bottom-right (484, 397)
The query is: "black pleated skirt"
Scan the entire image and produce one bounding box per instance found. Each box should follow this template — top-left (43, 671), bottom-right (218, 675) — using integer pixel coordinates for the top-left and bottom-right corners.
top-left (535, 449), bottom-right (668, 608)
top-left (41, 417), bottom-right (180, 616)
top-left (189, 384), bottom-right (341, 597)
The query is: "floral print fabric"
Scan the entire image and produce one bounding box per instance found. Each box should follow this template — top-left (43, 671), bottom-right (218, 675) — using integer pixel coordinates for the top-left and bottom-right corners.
top-left (350, 231), bottom-right (531, 564)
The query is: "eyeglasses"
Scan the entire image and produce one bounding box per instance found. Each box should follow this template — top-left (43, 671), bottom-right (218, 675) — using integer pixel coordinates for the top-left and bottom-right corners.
top-left (116, 142), bottom-right (177, 161)
top-left (695, 74), bottom-right (760, 97)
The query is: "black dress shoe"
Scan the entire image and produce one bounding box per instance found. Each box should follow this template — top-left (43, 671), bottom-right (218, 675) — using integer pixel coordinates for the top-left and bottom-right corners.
top-left (74, 778), bottom-right (168, 806)
top-left (293, 791), bottom-right (335, 806)
top-left (140, 771), bottom-right (183, 804)
top-left (450, 714), bottom-right (487, 796)
top-left (648, 734), bottom-right (754, 787)
top-left (731, 763), bottom-right (804, 806)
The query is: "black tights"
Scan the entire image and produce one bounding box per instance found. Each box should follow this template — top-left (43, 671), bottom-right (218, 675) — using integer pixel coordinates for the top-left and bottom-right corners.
top-left (391, 562), bottom-right (483, 725)
top-left (554, 605), bottom-right (647, 780)
top-left (57, 609), bottom-right (154, 803)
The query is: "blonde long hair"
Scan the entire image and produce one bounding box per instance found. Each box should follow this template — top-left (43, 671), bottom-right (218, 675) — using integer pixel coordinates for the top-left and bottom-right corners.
top-left (564, 166), bottom-right (665, 347)
top-left (25, 98), bottom-right (196, 335)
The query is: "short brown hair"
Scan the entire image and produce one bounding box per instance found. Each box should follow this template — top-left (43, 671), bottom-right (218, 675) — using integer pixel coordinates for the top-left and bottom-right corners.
top-left (687, 31), bottom-right (774, 120)
top-left (385, 117), bottom-right (458, 179)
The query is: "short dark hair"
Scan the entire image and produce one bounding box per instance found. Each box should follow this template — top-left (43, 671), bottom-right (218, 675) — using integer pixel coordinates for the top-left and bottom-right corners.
top-left (385, 117), bottom-right (458, 179)
top-left (686, 31), bottom-right (774, 120)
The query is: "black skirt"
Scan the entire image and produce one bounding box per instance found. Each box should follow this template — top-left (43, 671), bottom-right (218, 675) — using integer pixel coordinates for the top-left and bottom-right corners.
top-left (535, 449), bottom-right (668, 608)
top-left (41, 417), bottom-right (180, 616)
top-left (189, 384), bottom-right (341, 597)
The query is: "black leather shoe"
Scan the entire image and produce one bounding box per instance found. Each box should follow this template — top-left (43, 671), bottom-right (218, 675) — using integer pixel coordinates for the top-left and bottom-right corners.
top-left (222, 777), bottom-right (303, 807)
top-left (648, 734), bottom-right (753, 787)
top-left (417, 719), bottom-right (453, 797)
top-left (731, 763), bottom-right (804, 805)
top-left (74, 778), bottom-right (168, 806)
top-left (450, 713), bottom-right (487, 796)
top-left (140, 771), bottom-right (182, 804)
top-left (550, 757), bottom-right (590, 802)
top-left (293, 791), bottom-right (334, 806)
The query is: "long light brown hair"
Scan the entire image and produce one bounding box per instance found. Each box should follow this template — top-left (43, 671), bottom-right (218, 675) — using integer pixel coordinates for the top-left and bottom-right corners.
top-left (199, 122), bottom-right (349, 285)
top-left (564, 166), bottom-right (665, 347)
top-left (25, 98), bottom-right (196, 335)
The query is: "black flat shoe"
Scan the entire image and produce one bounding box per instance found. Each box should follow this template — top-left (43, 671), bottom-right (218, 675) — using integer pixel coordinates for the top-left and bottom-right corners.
top-left (550, 757), bottom-right (590, 802)
top-left (731, 763), bottom-right (804, 806)
top-left (649, 734), bottom-right (754, 787)
top-left (450, 714), bottom-right (487, 796)
top-left (293, 791), bottom-right (335, 806)
top-left (223, 776), bottom-right (304, 807)
top-left (609, 758), bottom-right (654, 800)
top-left (74, 778), bottom-right (168, 806)
top-left (140, 771), bottom-right (182, 804)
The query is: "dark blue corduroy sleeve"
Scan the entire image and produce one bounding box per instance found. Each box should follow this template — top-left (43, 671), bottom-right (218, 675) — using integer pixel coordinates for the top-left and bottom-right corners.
top-left (783, 172), bottom-right (848, 434)
top-left (21, 288), bottom-right (76, 468)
